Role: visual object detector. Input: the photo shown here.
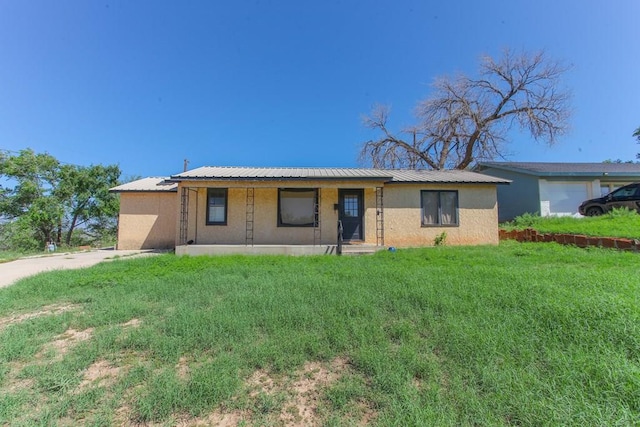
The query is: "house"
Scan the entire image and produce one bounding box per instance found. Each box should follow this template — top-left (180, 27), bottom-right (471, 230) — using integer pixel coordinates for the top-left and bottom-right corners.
top-left (474, 162), bottom-right (640, 221)
top-left (109, 177), bottom-right (178, 249)
top-left (110, 166), bottom-right (509, 254)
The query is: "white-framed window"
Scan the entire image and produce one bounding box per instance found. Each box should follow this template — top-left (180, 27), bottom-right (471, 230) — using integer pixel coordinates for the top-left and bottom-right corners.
top-left (278, 188), bottom-right (317, 227)
top-left (421, 190), bottom-right (458, 226)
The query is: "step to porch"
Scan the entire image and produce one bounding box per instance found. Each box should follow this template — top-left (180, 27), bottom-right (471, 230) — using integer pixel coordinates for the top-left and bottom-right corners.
top-left (340, 244), bottom-right (384, 256)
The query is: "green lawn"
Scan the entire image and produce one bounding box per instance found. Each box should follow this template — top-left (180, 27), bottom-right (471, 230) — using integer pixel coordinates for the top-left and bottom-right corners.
top-left (0, 246), bottom-right (100, 264)
top-left (1, 243), bottom-right (639, 425)
top-left (501, 208), bottom-right (640, 239)
top-left (0, 250), bottom-right (41, 264)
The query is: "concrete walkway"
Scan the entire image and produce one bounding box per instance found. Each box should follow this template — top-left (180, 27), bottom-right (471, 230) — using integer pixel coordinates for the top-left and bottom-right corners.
top-left (0, 249), bottom-right (159, 288)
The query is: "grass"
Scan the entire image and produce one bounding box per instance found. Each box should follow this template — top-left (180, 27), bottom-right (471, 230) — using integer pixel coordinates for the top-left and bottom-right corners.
top-left (501, 208), bottom-right (640, 239)
top-left (0, 243), bottom-right (639, 425)
top-left (0, 245), bottom-right (104, 264)
top-left (0, 250), bottom-right (42, 264)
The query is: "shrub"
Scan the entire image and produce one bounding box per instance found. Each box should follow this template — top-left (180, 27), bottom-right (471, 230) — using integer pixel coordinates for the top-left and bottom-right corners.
top-left (433, 231), bottom-right (447, 246)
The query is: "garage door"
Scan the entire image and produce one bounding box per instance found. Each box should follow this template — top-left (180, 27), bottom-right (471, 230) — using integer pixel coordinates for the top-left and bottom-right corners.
top-left (539, 181), bottom-right (590, 216)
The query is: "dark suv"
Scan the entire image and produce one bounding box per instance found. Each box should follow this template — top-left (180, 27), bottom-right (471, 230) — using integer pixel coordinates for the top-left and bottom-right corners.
top-left (578, 183), bottom-right (640, 216)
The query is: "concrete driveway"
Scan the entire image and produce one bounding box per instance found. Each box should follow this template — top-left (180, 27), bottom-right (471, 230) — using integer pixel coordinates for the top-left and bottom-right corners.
top-left (0, 249), bottom-right (158, 288)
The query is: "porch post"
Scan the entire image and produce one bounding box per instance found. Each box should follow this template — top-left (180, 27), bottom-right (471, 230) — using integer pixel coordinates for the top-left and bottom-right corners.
top-left (313, 188), bottom-right (321, 245)
top-left (179, 187), bottom-right (189, 245)
top-left (376, 187), bottom-right (384, 247)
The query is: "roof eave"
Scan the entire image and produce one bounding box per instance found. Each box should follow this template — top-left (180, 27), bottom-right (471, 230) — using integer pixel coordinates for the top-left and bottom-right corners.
top-left (387, 180), bottom-right (510, 185)
top-left (168, 176), bottom-right (392, 182)
top-left (109, 189), bottom-right (178, 193)
top-left (475, 164), bottom-right (540, 176)
top-left (476, 163), bottom-right (640, 178)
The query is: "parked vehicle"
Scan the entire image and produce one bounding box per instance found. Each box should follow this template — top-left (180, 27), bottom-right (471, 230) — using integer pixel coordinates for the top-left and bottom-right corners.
top-left (578, 183), bottom-right (640, 216)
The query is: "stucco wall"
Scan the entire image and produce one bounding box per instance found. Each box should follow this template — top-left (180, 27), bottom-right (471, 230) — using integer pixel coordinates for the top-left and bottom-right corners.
top-left (176, 181), bottom-right (499, 247)
top-left (382, 184), bottom-right (499, 246)
top-left (176, 180), bottom-right (384, 246)
top-left (116, 192), bottom-right (177, 249)
top-left (184, 187), bottom-right (336, 245)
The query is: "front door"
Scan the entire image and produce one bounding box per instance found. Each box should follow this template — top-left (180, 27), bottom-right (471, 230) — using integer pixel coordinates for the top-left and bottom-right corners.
top-left (339, 189), bottom-right (364, 241)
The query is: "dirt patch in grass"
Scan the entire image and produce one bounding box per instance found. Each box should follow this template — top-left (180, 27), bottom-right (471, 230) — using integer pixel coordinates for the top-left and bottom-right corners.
top-left (175, 356), bottom-right (190, 381)
top-left (121, 318), bottom-right (142, 328)
top-left (0, 303), bottom-right (78, 331)
top-left (77, 359), bottom-right (123, 392)
top-left (171, 357), bottom-right (376, 427)
top-left (171, 412), bottom-right (246, 427)
top-left (279, 358), bottom-right (348, 425)
top-left (37, 327), bottom-right (94, 360)
top-left (247, 368), bottom-right (276, 396)
top-left (4, 361), bottom-right (35, 393)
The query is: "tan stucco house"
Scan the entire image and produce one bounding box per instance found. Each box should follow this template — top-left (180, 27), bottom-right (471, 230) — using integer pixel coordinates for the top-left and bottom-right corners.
top-left (110, 166), bottom-right (509, 255)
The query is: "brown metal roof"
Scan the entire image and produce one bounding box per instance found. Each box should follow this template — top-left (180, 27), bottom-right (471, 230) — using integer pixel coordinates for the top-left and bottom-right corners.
top-left (170, 166), bottom-right (509, 184)
top-left (109, 177), bottom-right (177, 193)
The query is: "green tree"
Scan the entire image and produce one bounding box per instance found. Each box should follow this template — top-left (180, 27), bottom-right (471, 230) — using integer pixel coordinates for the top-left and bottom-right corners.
top-left (0, 149), bottom-right (121, 250)
top-left (0, 149), bottom-right (61, 248)
top-left (55, 164), bottom-right (121, 245)
top-left (635, 127), bottom-right (640, 160)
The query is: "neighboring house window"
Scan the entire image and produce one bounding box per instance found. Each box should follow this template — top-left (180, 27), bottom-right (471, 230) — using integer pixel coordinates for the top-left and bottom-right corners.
top-left (421, 190), bottom-right (458, 226)
top-left (207, 188), bottom-right (227, 225)
top-left (278, 188), bottom-right (317, 227)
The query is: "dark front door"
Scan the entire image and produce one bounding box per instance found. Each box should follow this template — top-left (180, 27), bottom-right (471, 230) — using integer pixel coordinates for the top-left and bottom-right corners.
top-left (339, 189), bottom-right (364, 241)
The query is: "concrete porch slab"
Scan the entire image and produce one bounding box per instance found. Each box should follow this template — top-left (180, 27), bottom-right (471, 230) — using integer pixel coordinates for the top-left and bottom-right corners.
top-left (176, 244), bottom-right (339, 256)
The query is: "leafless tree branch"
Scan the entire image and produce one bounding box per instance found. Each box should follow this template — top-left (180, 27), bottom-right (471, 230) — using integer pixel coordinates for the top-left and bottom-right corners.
top-left (360, 49), bottom-right (571, 170)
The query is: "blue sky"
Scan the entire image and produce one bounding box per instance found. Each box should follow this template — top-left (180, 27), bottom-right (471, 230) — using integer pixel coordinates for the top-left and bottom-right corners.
top-left (0, 1), bottom-right (638, 178)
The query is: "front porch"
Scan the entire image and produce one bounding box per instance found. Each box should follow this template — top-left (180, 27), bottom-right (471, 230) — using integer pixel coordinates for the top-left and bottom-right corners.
top-left (175, 243), bottom-right (385, 256)
top-left (177, 184), bottom-right (385, 248)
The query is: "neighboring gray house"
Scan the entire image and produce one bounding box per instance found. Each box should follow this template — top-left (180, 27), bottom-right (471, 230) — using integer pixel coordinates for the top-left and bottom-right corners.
top-left (474, 162), bottom-right (640, 221)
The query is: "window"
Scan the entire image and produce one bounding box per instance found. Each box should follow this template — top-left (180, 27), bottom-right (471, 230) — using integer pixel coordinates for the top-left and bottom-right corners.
top-left (206, 188), bottom-right (227, 225)
top-left (278, 188), bottom-right (317, 227)
top-left (611, 184), bottom-right (639, 198)
top-left (421, 190), bottom-right (458, 226)
top-left (343, 194), bottom-right (359, 217)
top-left (601, 183), bottom-right (625, 196)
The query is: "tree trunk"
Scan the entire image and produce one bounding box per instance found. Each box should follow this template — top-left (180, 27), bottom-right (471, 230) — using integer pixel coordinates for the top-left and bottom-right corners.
top-left (65, 211), bottom-right (80, 246)
top-left (56, 221), bottom-right (62, 245)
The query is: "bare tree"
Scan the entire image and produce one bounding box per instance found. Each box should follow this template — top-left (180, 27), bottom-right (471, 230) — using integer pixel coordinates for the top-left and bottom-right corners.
top-left (360, 50), bottom-right (571, 170)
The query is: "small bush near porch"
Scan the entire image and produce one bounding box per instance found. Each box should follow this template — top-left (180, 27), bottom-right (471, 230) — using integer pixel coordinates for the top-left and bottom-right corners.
top-left (1, 242), bottom-right (639, 425)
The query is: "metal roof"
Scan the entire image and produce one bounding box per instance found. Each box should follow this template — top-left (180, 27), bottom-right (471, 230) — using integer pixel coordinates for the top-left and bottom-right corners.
top-left (476, 162), bottom-right (640, 177)
top-left (109, 177), bottom-right (177, 193)
top-left (387, 169), bottom-right (509, 184)
top-left (169, 166), bottom-right (509, 184)
top-left (171, 166), bottom-right (392, 180)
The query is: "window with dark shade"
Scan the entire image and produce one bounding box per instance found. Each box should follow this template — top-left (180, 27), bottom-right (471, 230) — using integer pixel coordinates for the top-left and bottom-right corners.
top-left (278, 189), bottom-right (317, 227)
top-left (207, 188), bottom-right (227, 225)
top-left (421, 190), bottom-right (458, 226)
